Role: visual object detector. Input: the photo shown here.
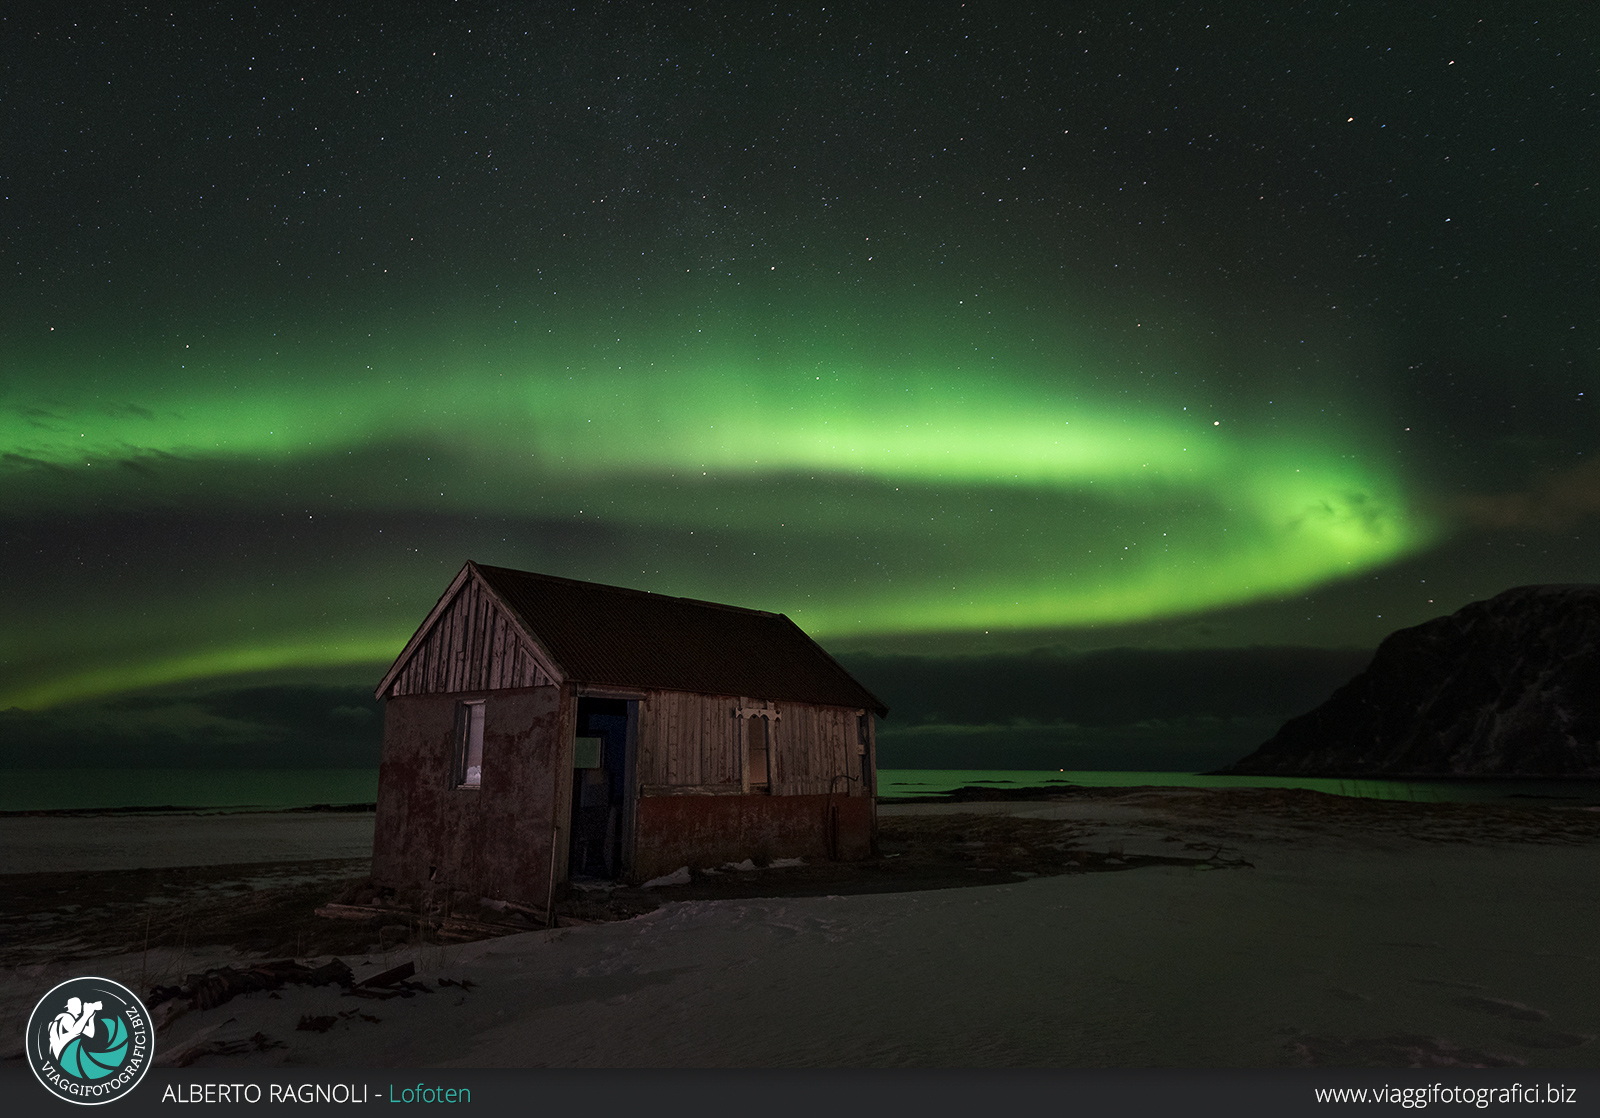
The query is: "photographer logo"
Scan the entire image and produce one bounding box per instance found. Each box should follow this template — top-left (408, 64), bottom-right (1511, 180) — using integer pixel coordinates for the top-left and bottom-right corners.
top-left (26, 977), bottom-right (153, 1105)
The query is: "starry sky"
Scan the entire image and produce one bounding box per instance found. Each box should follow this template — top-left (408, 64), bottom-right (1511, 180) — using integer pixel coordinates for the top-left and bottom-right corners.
top-left (3, 5), bottom-right (1596, 770)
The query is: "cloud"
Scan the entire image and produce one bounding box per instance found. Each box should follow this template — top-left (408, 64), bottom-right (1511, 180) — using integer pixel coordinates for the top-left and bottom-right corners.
top-left (874, 717), bottom-right (1286, 773)
top-left (0, 647), bottom-right (1369, 772)
top-left (839, 646), bottom-right (1371, 728)
top-left (1455, 458), bottom-right (1600, 531)
top-left (1, 451), bottom-right (69, 473)
top-left (842, 645), bottom-right (1371, 771)
top-left (0, 684), bottom-right (383, 769)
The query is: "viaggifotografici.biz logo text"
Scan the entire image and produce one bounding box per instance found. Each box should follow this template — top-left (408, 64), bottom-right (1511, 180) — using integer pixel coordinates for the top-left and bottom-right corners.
top-left (26, 976), bottom-right (154, 1105)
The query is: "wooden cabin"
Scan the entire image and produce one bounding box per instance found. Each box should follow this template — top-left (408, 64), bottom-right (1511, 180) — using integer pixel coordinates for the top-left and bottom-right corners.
top-left (371, 561), bottom-right (887, 907)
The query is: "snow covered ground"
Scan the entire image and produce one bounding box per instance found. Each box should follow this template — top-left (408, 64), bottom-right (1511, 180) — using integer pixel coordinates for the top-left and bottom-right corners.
top-left (5, 794), bottom-right (1599, 1067)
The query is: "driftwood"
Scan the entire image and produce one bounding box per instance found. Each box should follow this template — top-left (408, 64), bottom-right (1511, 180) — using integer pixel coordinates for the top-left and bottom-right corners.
top-left (157, 1028), bottom-right (286, 1068)
top-left (313, 902), bottom-right (393, 922)
top-left (314, 900), bottom-right (559, 940)
top-left (148, 955), bottom-right (447, 1018)
top-left (357, 961), bottom-right (415, 988)
top-left (148, 958), bottom-right (354, 1015)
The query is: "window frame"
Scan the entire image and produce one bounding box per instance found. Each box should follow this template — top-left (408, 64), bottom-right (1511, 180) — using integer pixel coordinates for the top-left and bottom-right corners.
top-left (745, 713), bottom-right (771, 790)
top-left (453, 699), bottom-right (486, 789)
top-left (737, 702), bottom-right (780, 793)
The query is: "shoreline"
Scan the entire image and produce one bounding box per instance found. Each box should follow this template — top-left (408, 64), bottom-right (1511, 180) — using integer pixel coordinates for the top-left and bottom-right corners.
top-left (10, 767), bottom-right (1600, 817)
top-left (0, 801), bottom-right (377, 819)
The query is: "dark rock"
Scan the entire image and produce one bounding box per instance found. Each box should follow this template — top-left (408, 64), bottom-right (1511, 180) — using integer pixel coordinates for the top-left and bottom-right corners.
top-left (305, 958), bottom-right (354, 987)
top-left (1222, 585), bottom-right (1600, 776)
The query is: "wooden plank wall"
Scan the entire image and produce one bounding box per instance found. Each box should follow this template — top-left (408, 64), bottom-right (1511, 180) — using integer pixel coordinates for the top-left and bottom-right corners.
top-left (391, 577), bottom-right (556, 696)
top-left (636, 691), bottom-right (867, 796)
top-left (636, 690), bottom-right (740, 787)
top-left (772, 703), bottom-right (860, 796)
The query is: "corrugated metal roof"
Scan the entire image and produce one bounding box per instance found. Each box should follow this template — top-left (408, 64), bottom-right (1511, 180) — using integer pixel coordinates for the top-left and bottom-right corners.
top-left (471, 562), bottom-right (888, 716)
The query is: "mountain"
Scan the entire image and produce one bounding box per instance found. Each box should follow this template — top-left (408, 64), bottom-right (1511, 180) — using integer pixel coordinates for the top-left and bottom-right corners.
top-left (1220, 585), bottom-right (1600, 777)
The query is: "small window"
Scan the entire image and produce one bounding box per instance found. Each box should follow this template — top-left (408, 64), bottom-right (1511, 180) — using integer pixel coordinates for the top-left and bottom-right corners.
top-left (745, 715), bottom-right (770, 789)
top-left (454, 700), bottom-right (486, 788)
top-left (573, 736), bottom-right (604, 770)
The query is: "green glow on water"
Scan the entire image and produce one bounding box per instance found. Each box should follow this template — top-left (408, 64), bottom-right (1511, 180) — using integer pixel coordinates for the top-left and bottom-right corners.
top-left (1, 768), bottom-right (1589, 812)
top-left (0, 769), bottom-right (379, 812)
top-left (876, 770), bottom-right (1600, 805)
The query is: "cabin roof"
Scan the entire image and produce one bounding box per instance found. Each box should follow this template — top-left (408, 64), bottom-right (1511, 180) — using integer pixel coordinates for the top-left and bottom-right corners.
top-left (386, 561), bottom-right (888, 715)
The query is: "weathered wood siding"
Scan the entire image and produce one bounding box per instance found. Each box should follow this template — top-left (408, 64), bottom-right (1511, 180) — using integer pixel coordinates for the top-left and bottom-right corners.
top-left (636, 690), bottom-right (740, 787)
top-left (635, 690), bottom-right (870, 797)
top-left (391, 576), bottom-right (557, 697)
top-left (772, 702), bottom-right (863, 796)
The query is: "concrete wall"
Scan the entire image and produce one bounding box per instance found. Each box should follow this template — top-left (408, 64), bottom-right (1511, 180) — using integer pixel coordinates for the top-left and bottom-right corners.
top-left (632, 792), bottom-right (873, 881)
top-left (372, 684), bottom-right (566, 907)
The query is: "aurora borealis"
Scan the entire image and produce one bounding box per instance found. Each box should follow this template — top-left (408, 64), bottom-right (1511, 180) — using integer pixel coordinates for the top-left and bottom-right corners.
top-left (4, 317), bottom-right (1430, 710)
top-left (3, 6), bottom-right (1596, 766)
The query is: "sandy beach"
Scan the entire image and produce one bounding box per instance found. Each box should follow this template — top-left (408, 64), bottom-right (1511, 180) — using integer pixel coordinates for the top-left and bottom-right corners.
top-left (4, 790), bottom-right (1600, 1068)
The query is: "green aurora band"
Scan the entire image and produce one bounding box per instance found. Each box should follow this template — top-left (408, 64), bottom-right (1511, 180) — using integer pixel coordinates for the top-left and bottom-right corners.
top-left (2, 313), bottom-right (1433, 709)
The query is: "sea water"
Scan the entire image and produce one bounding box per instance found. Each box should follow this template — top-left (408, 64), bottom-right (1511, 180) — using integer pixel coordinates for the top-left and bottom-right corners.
top-left (2, 767), bottom-right (1597, 812)
top-left (0, 769), bottom-right (379, 812)
top-left (877, 768), bottom-right (1600, 805)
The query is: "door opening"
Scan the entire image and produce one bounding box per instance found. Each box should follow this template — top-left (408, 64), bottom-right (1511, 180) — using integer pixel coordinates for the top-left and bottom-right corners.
top-left (569, 697), bottom-right (636, 880)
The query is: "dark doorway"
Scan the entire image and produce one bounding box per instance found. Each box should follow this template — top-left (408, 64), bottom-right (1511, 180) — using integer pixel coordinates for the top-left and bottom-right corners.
top-left (569, 697), bottom-right (636, 880)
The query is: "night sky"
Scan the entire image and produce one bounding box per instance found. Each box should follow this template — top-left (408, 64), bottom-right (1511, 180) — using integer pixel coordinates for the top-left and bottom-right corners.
top-left (3, 6), bottom-right (1595, 770)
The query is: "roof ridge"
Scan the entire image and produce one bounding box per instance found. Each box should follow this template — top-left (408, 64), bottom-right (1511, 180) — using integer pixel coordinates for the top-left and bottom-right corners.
top-left (472, 562), bottom-right (783, 618)
top-left (447, 560), bottom-right (887, 716)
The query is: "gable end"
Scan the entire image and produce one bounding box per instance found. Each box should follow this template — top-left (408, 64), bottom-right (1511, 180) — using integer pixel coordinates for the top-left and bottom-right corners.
top-left (376, 563), bottom-right (564, 698)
